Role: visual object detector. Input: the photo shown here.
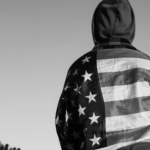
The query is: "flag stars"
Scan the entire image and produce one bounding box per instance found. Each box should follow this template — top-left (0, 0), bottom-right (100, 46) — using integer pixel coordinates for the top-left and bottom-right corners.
top-left (82, 56), bottom-right (91, 64)
top-left (81, 71), bottom-right (93, 82)
top-left (67, 70), bottom-right (71, 77)
top-left (74, 84), bottom-right (82, 94)
top-left (73, 69), bottom-right (79, 76)
top-left (89, 113), bottom-right (100, 124)
top-left (83, 128), bottom-right (88, 136)
top-left (85, 92), bottom-right (97, 103)
top-left (80, 142), bottom-right (84, 149)
top-left (89, 134), bottom-right (101, 146)
top-left (65, 143), bottom-right (74, 150)
top-left (71, 130), bottom-right (80, 139)
top-left (65, 110), bottom-right (72, 122)
top-left (55, 115), bottom-right (59, 125)
top-left (55, 116), bottom-right (63, 127)
top-left (78, 105), bottom-right (86, 116)
top-left (64, 83), bottom-right (70, 91)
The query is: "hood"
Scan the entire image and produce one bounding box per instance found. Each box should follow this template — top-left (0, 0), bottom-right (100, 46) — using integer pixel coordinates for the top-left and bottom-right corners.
top-left (92, 0), bottom-right (136, 45)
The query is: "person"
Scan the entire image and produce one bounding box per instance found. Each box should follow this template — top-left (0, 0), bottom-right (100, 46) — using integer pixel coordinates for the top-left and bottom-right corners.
top-left (55, 0), bottom-right (150, 149)
top-left (4, 144), bottom-right (9, 150)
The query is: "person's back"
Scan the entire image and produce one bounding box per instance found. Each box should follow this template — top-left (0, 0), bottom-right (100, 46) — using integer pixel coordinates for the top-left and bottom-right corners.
top-left (55, 0), bottom-right (150, 149)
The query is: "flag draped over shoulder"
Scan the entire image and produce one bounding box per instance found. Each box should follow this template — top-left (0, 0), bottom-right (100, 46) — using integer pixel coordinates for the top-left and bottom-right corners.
top-left (55, 43), bottom-right (150, 150)
top-left (55, 0), bottom-right (150, 149)
top-left (95, 47), bottom-right (150, 150)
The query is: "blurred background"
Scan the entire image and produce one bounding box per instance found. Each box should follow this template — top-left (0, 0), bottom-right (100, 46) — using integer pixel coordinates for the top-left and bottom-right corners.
top-left (0, 0), bottom-right (149, 150)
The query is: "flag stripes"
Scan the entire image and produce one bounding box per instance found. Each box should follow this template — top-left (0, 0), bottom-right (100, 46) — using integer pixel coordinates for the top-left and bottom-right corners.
top-left (99, 68), bottom-right (150, 87)
top-left (106, 125), bottom-right (150, 146)
top-left (105, 96), bottom-right (150, 117)
top-left (97, 48), bottom-right (150, 60)
top-left (97, 57), bottom-right (150, 73)
top-left (101, 81), bottom-right (150, 102)
top-left (105, 111), bottom-right (150, 132)
top-left (95, 133), bottom-right (150, 150)
top-left (96, 55), bottom-right (150, 148)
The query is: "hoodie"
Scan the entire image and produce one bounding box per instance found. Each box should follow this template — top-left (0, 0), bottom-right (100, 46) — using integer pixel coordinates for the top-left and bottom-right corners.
top-left (55, 0), bottom-right (150, 150)
top-left (92, 0), bottom-right (136, 45)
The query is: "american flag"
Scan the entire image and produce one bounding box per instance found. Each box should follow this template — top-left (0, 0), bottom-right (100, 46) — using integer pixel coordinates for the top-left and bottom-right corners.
top-left (55, 44), bottom-right (150, 150)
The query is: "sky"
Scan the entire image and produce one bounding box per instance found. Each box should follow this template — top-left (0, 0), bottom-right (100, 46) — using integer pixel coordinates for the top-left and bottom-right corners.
top-left (0, 0), bottom-right (150, 150)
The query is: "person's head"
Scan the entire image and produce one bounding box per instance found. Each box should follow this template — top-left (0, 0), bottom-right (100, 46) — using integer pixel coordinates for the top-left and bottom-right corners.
top-left (4, 144), bottom-right (9, 150)
top-left (0, 145), bottom-right (4, 150)
top-left (92, 0), bottom-right (135, 44)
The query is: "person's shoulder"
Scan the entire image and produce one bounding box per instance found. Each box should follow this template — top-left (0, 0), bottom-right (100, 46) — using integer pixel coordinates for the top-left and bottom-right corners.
top-left (131, 48), bottom-right (150, 61)
top-left (68, 50), bottom-right (96, 71)
top-left (65, 50), bottom-right (96, 82)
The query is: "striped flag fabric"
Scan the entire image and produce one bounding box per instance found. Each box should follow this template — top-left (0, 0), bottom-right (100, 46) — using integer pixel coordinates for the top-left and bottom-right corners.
top-left (55, 45), bottom-right (150, 150)
top-left (96, 48), bottom-right (150, 150)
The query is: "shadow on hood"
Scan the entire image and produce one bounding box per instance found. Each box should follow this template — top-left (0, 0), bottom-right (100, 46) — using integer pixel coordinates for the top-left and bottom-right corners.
top-left (92, 0), bottom-right (135, 45)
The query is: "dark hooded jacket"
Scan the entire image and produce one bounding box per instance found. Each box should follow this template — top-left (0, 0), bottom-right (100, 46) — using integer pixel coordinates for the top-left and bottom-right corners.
top-left (55, 0), bottom-right (150, 150)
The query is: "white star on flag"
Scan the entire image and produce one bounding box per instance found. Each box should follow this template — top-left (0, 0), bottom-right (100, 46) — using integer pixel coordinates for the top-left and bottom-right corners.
top-left (81, 71), bottom-right (93, 82)
top-left (89, 113), bottom-right (100, 124)
top-left (73, 69), bottom-right (79, 76)
top-left (65, 110), bottom-right (72, 122)
top-left (71, 130), bottom-right (80, 139)
top-left (55, 116), bottom-right (63, 127)
top-left (82, 56), bottom-right (91, 64)
top-left (78, 105), bottom-right (86, 116)
top-left (80, 142), bottom-right (84, 149)
top-left (85, 92), bottom-right (97, 103)
top-left (67, 70), bottom-right (71, 77)
top-left (55, 115), bottom-right (59, 125)
top-left (64, 83), bottom-right (70, 91)
top-left (83, 128), bottom-right (87, 136)
top-left (74, 84), bottom-right (82, 94)
top-left (65, 143), bottom-right (74, 150)
top-left (89, 134), bottom-right (101, 146)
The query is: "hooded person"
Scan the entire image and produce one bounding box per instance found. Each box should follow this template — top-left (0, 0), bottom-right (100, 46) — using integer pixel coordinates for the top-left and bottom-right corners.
top-left (92, 0), bottom-right (135, 46)
top-left (55, 0), bottom-right (150, 150)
